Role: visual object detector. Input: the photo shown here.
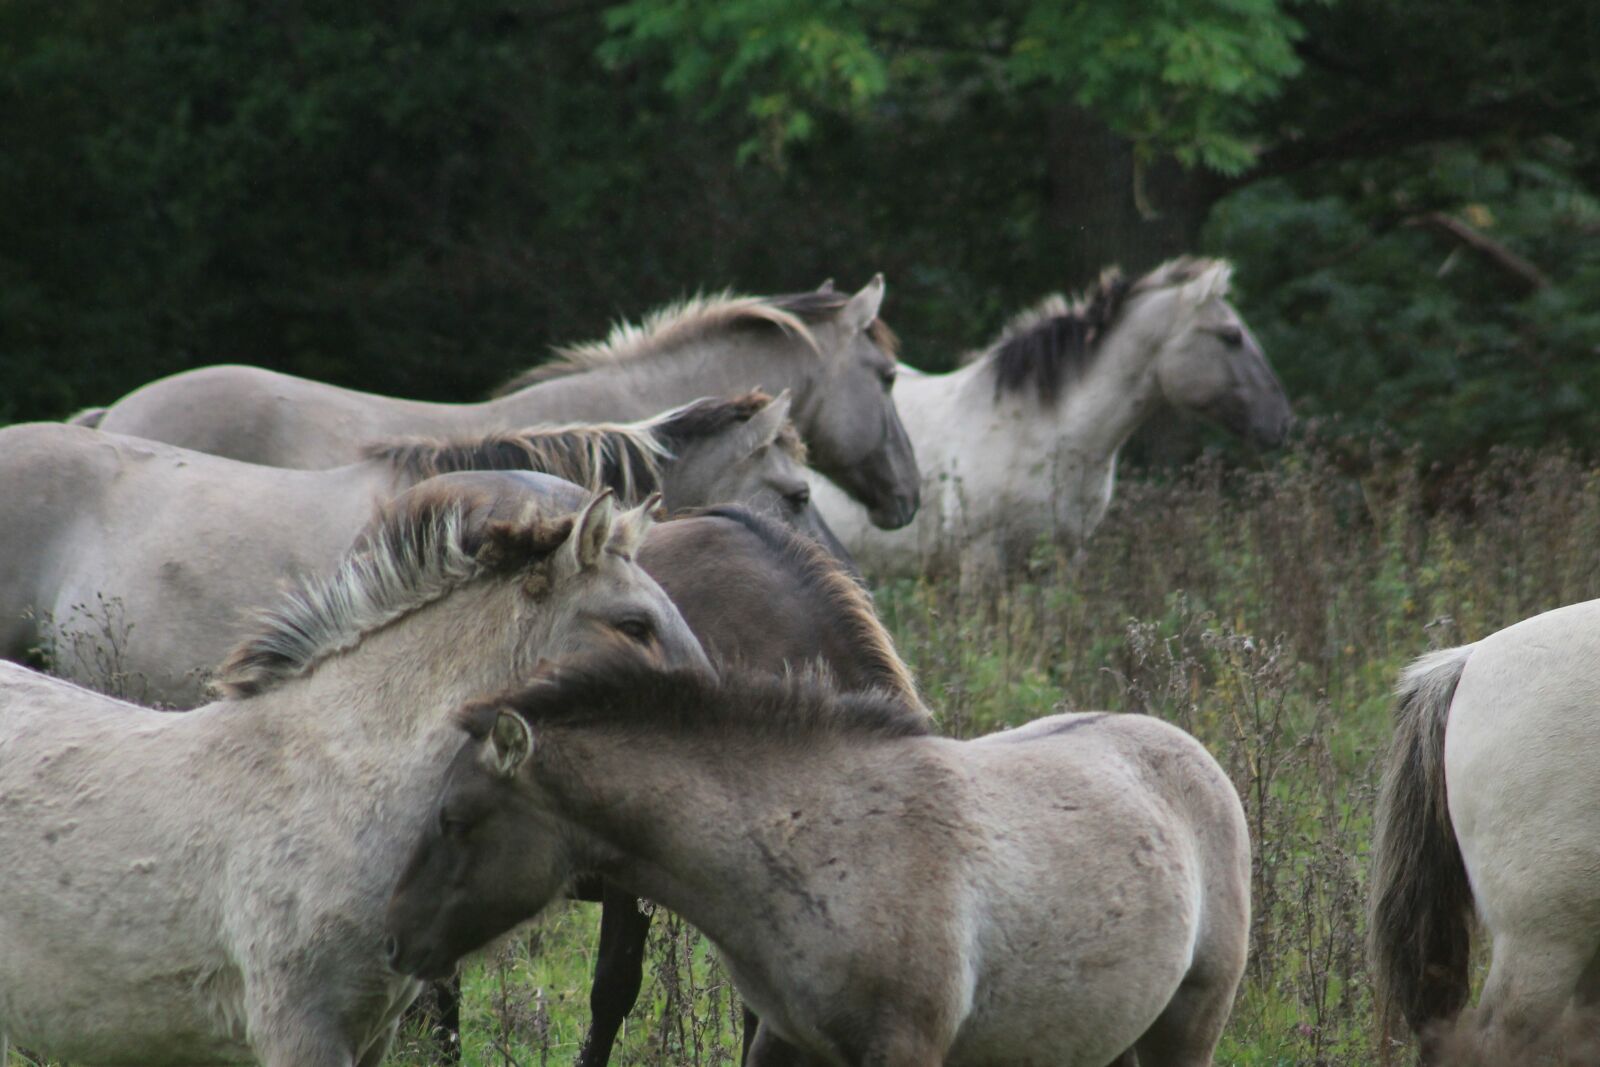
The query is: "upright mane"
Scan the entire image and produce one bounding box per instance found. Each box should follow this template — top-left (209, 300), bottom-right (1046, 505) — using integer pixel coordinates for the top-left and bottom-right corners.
top-left (977, 255), bottom-right (1232, 404)
top-left (492, 289), bottom-right (899, 397)
top-left (686, 504), bottom-right (924, 715)
top-left (213, 482), bottom-right (577, 698)
top-left (364, 392), bottom-right (803, 500)
top-left (468, 651), bottom-right (932, 747)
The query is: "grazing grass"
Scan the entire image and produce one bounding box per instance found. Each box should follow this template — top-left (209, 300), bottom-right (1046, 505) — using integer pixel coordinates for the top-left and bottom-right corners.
top-left (13, 441), bottom-right (1600, 1067)
top-left (372, 441), bottom-right (1600, 1067)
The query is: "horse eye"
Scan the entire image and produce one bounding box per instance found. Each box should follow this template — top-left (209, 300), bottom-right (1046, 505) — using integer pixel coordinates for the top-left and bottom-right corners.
top-left (616, 618), bottom-right (654, 644)
top-left (439, 811), bottom-right (471, 839)
top-left (879, 367), bottom-right (897, 388)
top-left (1216, 325), bottom-right (1244, 346)
top-left (786, 486), bottom-right (812, 509)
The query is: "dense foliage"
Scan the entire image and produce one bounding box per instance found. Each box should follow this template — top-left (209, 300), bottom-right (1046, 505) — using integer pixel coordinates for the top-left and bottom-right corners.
top-left (2, 0), bottom-right (1596, 463)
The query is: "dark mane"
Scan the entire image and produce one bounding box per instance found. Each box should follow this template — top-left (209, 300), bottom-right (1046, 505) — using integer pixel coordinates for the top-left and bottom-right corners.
top-left (980, 269), bottom-right (1132, 405)
top-left (679, 505), bottom-right (923, 712)
top-left (468, 651), bottom-right (932, 747)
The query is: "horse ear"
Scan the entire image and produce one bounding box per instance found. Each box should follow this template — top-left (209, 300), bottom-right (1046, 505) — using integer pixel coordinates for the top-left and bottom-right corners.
top-left (485, 708), bottom-right (534, 778)
top-left (816, 278), bottom-right (836, 294)
top-left (610, 492), bottom-right (660, 560)
top-left (840, 274), bottom-right (885, 334)
top-left (556, 490), bottom-right (617, 576)
top-left (1180, 261), bottom-right (1233, 309)
top-left (736, 390), bottom-right (794, 455)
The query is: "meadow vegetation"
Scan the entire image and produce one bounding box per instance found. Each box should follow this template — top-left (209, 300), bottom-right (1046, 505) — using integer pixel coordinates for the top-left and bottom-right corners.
top-left (364, 436), bottom-right (1600, 1067)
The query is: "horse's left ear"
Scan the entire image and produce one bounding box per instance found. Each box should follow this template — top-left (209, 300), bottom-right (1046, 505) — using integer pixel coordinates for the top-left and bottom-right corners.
top-left (609, 492), bottom-right (660, 560)
top-left (1181, 261), bottom-right (1233, 309)
top-left (485, 708), bottom-right (534, 778)
top-left (736, 390), bottom-right (794, 455)
top-left (840, 274), bottom-right (886, 334)
top-left (556, 490), bottom-right (617, 576)
top-left (816, 278), bottom-right (836, 294)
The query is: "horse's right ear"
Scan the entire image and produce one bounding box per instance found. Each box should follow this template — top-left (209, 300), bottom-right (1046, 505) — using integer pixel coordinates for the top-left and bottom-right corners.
top-left (555, 490), bottom-right (617, 577)
top-left (484, 708), bottom-right (534, 778)
top-left (816, 278), bottom-right (836, 294)
top-left (840, 274), bottom-right (885, 335)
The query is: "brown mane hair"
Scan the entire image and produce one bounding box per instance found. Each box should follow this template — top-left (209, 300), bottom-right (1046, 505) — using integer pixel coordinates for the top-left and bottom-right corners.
top-left (464, 650), bottom-right (931, 748)
top-left (213, 481), bottom-right (577, 698)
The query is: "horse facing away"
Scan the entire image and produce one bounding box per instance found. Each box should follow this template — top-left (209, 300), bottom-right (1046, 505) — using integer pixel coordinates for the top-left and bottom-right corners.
top-left (386, 648), bottom-right (1250, 1067)
top-left (810, 258), bottom-right (1291, 580)
top-left (568, 505), bottom-right (927, 1067)
top-left (0, 392), bottom-right (841, 707)
top-left (0, 480), bottom-right (709, 1067)
top-left (94, 278), bottom-right (921, 528)
top-left (1370, 598), bottom-right (1600, 1065)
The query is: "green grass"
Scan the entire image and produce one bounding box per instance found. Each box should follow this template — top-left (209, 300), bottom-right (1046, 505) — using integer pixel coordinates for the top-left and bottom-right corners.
top-left (14, 442), bottom-right (1600, 1067)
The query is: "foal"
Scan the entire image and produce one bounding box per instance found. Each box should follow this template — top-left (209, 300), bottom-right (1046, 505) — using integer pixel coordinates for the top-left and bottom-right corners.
top-left (387, 652), bottom-right (1250, 1067)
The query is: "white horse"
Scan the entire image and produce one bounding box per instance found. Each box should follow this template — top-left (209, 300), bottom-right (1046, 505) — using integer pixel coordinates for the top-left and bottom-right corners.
top-left (1370, 598), bottom-right (1600, 1065)
top-left (93, 278), bottom-right (921, 528)
top-left (385, 648), bottom-right (1251, 1067)
top-left (811, 258), bottom-right (1291, 579)
top-left (0, 479), bottom-right (708, 1067)
top-left (0, 391), bottom-right (833, 707)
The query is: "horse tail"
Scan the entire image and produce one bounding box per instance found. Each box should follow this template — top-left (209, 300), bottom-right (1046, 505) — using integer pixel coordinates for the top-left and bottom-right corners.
top-left (1368, 643), bottom-right (1477, 1055)
top-left (66, 406), bottom-right (107, 428)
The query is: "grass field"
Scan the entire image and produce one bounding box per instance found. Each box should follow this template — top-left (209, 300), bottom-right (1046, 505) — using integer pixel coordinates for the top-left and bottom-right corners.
top-left (13, 440), bottom-right (1600, 1067)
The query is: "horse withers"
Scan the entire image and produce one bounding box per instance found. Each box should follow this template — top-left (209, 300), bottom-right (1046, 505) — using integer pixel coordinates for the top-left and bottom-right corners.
top-left (0, 480), bottom-right (707, 1067)
top-left (1370, 598), bottom-right (1600, 1064)
top-left (387, 648), bottom-right (1249, 1067)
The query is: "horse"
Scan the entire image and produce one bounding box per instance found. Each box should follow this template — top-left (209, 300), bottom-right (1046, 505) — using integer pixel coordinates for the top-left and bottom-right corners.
top-left (0, 480), bottom-right (709, 1067)
top-left (810, 258), bottom-right (1292, 580)
top-left (93, 278), bottom-right (921, 529)
top-left (569, 504), bottom-right (928, 1067)
top-left (1370, 598), bottom-right (1600, 1065)
top-left (386, 648), bottom-right (1251, 1067)
top-left (0, 391), bottom-right (842, 707)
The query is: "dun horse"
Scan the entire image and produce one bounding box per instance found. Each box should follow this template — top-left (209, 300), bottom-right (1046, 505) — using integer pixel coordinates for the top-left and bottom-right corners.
top-left (1370, 598), bottom-right (1600, 1064)
top-left (811, 258), bottom-right (1291, 578)
top-left (0, 392), bottom-right (838, 707)
top-left (387, 649), bottom-right (1250, 1067)
top-left (0, 481), bottom-right (708, 1067)
top-left (94, 279), bottom-right (920, 528)
top-left (570, 505), bottom-right (927, 1067)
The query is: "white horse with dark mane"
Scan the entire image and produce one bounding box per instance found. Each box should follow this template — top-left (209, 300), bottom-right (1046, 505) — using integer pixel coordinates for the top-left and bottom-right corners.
top-left (94, 279), bottom-right (921, 528)
top-left (0, 479), bottom-right (707, 1067)
top-left (0, 392), bottom-right (829, 707)
top-left (1370, 598), bottom-right (1600, 1065)
top-left (812, 258), bottom-right (1291, 578)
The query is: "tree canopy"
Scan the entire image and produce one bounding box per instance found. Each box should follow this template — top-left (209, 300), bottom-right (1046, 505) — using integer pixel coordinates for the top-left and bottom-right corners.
top-left (2, 0), bottom-right (1596, 463)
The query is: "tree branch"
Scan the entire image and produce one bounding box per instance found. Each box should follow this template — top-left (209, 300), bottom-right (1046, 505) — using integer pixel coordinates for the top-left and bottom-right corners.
top-left (1404, 211), bottom-right (1551, 292)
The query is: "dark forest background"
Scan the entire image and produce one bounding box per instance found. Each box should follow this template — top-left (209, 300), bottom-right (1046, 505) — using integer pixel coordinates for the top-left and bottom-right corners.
top-left (3, 0), bottom-right (1597, 464)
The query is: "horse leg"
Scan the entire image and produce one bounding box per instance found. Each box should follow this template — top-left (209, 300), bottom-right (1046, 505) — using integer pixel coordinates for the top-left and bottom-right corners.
top-left (745, 1020), bottom-right (814, 1067)
top-left (575, 882), bottom-right (653, 1067)
top-left (1470, 932), bottom-right (1597, 1065)
top-left (742, 1004), bottom-right (760, 1065)
top-left (1129, 962), bottom-right (1245, 1067)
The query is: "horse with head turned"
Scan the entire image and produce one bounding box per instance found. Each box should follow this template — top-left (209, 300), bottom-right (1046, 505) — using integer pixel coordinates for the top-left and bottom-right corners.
top-left (811, 257), bottom-right (1292, 580)
top-left (0, 391), bottom-right (846, 708)
top-left (0, 479), bottom-right (708, 1067)
top-left (95, 277), bottom-right (920, 529)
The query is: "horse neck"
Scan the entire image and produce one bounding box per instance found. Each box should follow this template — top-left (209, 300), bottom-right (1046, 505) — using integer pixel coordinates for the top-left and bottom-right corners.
top-left (546, 729), bottom-right (947, 938)
top-left (483, 335), bottom-right (818, 425)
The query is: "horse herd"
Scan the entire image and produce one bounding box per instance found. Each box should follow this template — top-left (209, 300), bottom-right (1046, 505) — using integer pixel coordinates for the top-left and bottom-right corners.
top-left (0, 259), bottom-right (1589, 1066)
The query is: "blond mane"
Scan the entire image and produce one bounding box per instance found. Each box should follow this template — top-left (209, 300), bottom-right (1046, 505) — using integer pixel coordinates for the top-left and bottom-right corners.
top-left (493, 293), bottom-right (821, 396)
top-left (213, 483), bottom-right (575, 698)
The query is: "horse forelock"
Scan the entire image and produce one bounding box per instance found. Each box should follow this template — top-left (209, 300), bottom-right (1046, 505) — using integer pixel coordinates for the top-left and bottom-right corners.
top-left (491, 293), bottom-right (824, 396)
top-left (687, 505), bottom-right (924, 716)
top-left (211, 484), bottom-right (577, 699)
top-left (366, 423), bottom-right (669, 501)
top-left (976, 267), bottom-right (1133, 405)
top-left (491, 647), bottom-right (931, 749)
